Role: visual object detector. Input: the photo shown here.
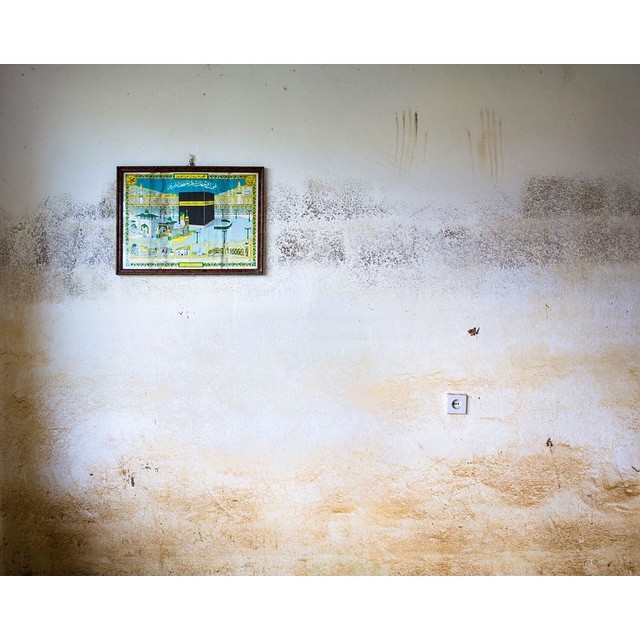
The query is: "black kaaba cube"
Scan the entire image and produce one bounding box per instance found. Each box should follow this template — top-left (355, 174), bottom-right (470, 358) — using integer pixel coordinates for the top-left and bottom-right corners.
top-left (179, 192), bottom-right (215, 226)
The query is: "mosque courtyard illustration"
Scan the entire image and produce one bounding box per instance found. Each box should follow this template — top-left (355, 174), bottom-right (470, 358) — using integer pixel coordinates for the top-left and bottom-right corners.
top-left (122, 172), bottom-right (259, 270)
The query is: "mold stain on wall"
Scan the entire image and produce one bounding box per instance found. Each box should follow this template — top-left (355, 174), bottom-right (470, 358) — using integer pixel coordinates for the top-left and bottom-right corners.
top-left (1, 63), bottom-right (640, 575)
top-left (1, 166), bottom-right (639, 575)
top-left (271, 176), bottom-right (640, 276)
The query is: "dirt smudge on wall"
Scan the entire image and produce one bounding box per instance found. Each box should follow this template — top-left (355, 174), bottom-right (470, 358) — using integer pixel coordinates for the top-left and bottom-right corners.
top-left (395, 109), bottom-right (424, 173)
top-left (468, 108), bottom-right (504, 184)
top-left (1, 310), bottom-right (66, 574)
top-left (1, 432), bottom-right (277, 575)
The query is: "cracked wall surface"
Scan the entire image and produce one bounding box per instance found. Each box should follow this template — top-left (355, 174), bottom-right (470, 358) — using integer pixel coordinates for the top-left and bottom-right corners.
top-left (1, 65), bottom-right (639, 575)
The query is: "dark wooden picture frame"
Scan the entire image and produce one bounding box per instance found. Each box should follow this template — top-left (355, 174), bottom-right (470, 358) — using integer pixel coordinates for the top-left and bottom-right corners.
top-left (116, 166), bottom-right (264, 275)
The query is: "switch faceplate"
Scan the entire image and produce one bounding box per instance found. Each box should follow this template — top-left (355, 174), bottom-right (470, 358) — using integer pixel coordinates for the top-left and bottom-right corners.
top-left (447, 394), bottom-right (467, 415)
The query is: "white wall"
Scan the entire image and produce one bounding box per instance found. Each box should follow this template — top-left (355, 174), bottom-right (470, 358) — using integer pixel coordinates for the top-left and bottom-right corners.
top-left (1, 64), bottom-right (639, 575)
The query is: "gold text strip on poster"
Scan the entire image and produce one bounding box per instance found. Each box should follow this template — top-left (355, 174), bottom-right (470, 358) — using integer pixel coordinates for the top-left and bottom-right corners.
top-left (179, 262), bottom-right (204, 268)
top-left (179, 200), bottom-right (215, 206)
top-left (174, 173), bottom-right (209, 179)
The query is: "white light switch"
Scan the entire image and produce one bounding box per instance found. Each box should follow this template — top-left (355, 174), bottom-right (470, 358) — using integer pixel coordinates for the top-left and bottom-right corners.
top-left (447, 394), bottom-right (467, 414)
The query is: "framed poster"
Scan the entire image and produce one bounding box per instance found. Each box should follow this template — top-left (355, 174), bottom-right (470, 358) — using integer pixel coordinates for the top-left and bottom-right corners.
top-left (116, 166), bottom-right (264, 274)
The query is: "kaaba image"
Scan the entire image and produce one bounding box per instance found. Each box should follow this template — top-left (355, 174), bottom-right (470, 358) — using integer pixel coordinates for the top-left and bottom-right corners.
top-left (179, 192), bottom-right (215, 226)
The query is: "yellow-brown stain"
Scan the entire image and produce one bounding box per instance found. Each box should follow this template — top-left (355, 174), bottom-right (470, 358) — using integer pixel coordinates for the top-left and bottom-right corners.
top-left (344, 345), bottom-right (639, 422)
top-left (2, 174), bottom-right (639, 576)
top-left (450, 449), bottom-right (589, 508)
top-left (346, 372), bottom-right (446, 421)
top-left (317, 491), bottom-right (357, 515)
top-left (593, 479), bottom-right (640, 506)
top-left (2, 439), bottom-right (639, 574)
top-left (3, 296), bottom-right (639, 576)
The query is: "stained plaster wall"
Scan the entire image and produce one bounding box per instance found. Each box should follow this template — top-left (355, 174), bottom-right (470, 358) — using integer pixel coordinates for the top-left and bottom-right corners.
top-left (0, 64), bottom-right (639, 575)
